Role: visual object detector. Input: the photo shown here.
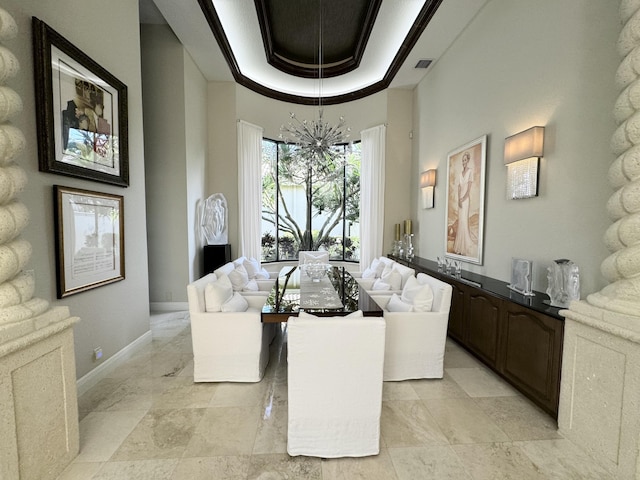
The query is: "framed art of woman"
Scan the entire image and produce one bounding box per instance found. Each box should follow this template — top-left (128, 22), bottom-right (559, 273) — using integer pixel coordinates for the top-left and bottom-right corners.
top-left (445, 135), bottom-right (487, 265)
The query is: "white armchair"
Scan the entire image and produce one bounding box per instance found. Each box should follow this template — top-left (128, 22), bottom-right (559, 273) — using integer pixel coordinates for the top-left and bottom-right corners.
top-left (372, 273), bottom-right (453, 381)
top-left (187, 273), bottom-right (277, 382)
top-left (287, 311), bottom-right (386, 458)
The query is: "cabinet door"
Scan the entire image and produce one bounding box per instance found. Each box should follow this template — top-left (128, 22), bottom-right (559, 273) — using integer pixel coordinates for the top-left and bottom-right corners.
top-left (465, 290), bottom-right (502, 368)
top-left (447, 281), bottom-right (466, 343)
top-left (500, 303), bottom-right (563, 417)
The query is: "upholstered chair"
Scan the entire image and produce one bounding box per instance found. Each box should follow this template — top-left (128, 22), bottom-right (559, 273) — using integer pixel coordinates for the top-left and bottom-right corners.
top-left (287, 311), bottom-right (386, 458)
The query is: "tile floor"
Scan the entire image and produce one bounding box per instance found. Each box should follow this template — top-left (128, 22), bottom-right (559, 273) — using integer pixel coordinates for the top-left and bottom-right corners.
top-left (57, 311), bottom-right (614, 479)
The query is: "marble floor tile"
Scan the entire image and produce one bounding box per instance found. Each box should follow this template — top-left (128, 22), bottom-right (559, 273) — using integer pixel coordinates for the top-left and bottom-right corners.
top-left (474, 396), bottom-right (562, 441)
top-left (381, 400), bottom-right (449, 447)
top-left (184, 406), bottom-right (261, 456)
top-left (515, 439), bottom-right (617, 479)
top-left (92, 459), bottom-right (179, 479)
top-left (452, 442), bottom-right (547, 480)
top-left (252, 388), bottom-right (288, 454)
top-left (382, 381), bottom-right (420, 401)
top-left (209, 380), bottom-right (270, 407)
top-left (56, 461), bottom-right (103, 480)
top-left (78, 377), bottom-right (127, 420)
top-left (91, 377), bottom-right (159, 412)
top-left (111, 408), bottom-right (206, 460)
top-left (150, 376), bottom-right (217, 409)
top-left (443, 347), bottom-right (485, 368)
top-left (423, 398), bottom-right (510, 444)
top-left (246, 453), bottom-right (322, 480)
top-left (445, 367), bottom-right (520, 397)
top-left (177, 358), bottom-right (194, 377)
top-left (388, 445), bottom-right (472, 480)
top-left (408, 373), bottom-right (470, 400)
top-left (75, 410), bottom-right (148, 463)
top-left (322, 448), bottom-right (399, 480)
top-left (169, 455), bottom-right (250, 480)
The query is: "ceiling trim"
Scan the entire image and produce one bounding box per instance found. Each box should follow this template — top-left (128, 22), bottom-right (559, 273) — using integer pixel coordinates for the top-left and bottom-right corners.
top-left (197, 0), bottom-right (443, 105)
top-left (254, 0), bottom-right (382, 80)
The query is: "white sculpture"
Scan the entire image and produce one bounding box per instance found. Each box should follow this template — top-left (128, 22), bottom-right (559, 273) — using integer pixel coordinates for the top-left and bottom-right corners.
top-left (546, 259), bottom-right (580, 308)
top-left (200, 193), bottom-right (228, 245)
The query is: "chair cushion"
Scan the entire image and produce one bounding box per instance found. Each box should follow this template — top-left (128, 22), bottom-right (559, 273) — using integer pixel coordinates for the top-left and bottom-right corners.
top-left (221, 291), bottom-right (249, 312)
top-left (228, 264), bottom-right (250, 291)
top-left (401, 275), bottom-right (434, 312)
top-left (387, 293), bottom-right (413, 312)
top-left (204, 274), bottom-right (233, 312)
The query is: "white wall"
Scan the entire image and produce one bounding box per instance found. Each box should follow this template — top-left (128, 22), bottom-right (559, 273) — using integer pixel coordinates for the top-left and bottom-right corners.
top-left (413, 0), bottom-right (619, 296)
top-left (5, 0), bottom-right (150, 378)
top-left (141, 25), bottom-right (208, 301)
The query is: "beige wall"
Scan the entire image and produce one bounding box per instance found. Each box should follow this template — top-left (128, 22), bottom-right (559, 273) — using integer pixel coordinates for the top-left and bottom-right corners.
top-left (5, 0), bottom-right (150, 378)
top-left (413, 0), bottom-right (619, 295)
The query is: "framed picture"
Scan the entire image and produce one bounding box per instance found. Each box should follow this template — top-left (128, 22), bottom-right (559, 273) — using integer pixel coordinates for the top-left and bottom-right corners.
top-left (33, 18), bottom-right (129, 187)
top-left (445, 135), bottom-right (487, 265)
top-left (54, 186), bottom-right (125, 298)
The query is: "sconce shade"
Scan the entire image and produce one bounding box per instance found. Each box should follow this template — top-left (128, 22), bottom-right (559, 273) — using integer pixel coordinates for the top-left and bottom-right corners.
top-left (420, 169), bottom-right (436, 187)
top-left (504, 126), bottom-right (544, 165)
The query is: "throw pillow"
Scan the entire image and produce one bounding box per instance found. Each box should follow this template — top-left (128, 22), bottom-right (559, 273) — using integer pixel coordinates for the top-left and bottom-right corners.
top-left (204, 274), bottom-right (233, 312)
top-left (361, 266), bottom-right (377, 279)
top-left (221, 292), bottom-right (249, 312)
top-left (243, 257), bottom-right (261, 278)
top-left (371, 279), bottom-right (391, 291)
top-left (228, 264), bottom-right (249, 291)
top-left (243, 279), bottom-right (259, 291)
top-left (401, 275), bottom-right (434, 312)
top-left (254, 267), bottom-right (270, 280)
top-left (374, 259), bottom-right (387, 278)
top-left (387, 293), bottom-right (413, 312)
top-left (380, 267), bottom-right (402, 290)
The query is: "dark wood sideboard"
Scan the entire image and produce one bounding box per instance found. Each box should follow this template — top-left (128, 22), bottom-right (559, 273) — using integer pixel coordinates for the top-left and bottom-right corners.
top-left (389, 255), bottom-right (564, 419)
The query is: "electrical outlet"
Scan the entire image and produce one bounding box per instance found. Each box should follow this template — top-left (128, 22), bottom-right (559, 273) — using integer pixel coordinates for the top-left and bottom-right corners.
top-left (93, 347), bottom-right (103, 361)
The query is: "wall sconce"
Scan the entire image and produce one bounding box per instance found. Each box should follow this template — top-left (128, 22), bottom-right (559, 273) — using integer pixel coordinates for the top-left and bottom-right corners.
top-left (504, 126), bottom-right (544, 199)
top-left (420, 169), bottom-right (436, 209)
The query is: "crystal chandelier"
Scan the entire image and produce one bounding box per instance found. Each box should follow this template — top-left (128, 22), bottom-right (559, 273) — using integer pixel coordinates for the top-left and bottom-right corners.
top-left (279, 0), bottom-right (350, 165)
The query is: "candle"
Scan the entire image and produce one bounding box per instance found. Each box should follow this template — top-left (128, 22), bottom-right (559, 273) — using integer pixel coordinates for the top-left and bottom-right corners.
top-left (395, 223), bottom-right (401, 241)
top-left (405, 219), bottom-right (412, 235)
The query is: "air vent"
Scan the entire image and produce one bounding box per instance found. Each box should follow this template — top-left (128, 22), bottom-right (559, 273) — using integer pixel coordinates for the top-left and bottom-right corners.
top-left (414, 59), bottom-right (432, 69)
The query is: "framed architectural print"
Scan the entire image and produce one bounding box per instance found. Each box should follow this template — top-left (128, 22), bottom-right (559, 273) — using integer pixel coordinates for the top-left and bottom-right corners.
top-left (33, 18), bottom-right (129, 187)
top-left (54, 186), bottom-right (125, 298)
top-left (444, 135), bottom-right (487, 265)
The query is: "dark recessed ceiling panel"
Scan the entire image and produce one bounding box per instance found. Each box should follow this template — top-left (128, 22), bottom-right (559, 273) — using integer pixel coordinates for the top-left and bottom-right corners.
top-left (255, 0), bottom-right (381, 79)
top-left (197, 0), bottom-right (443, 105)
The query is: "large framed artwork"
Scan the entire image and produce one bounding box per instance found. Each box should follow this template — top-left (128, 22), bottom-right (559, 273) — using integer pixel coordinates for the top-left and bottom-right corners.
top-left (33, 17), bottom-right (129, 187)
top-left (445, 135), bottom-right (487, 265)
top-left (54, 186), bottom-right (125, 298)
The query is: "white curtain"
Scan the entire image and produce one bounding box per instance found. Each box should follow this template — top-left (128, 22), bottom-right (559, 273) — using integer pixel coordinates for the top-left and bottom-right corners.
top-left (359, 124), bottom-right (386, 270)
top-left (237, 120), bottom-right (263, 260)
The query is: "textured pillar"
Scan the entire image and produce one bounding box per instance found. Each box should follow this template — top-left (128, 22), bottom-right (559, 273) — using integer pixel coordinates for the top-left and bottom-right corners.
top-left (558, 2), bottom-right (640, 479)
top-left (0, 8), bottom-right (80, 480)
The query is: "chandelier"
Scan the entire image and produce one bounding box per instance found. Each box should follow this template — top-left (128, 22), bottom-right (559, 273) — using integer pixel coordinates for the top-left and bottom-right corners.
top-left (279, 0), bottom-right (350, 166)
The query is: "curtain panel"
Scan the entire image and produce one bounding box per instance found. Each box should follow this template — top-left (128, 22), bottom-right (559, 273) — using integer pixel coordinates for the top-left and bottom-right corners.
top-left (237, 120), bottom-right (264, 260)
top-left (359, 124), bottom-right (386, 270)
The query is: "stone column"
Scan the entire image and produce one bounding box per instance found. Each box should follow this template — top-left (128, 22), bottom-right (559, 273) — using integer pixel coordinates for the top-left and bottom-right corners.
top-left (558, 2), bottom-right (640, 479)
top-left (0, 8), bottom-right (80, 480)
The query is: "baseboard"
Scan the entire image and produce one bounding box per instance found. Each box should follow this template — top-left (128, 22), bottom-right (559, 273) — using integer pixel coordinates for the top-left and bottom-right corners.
top-left (76, 330), bottom-right (153, 396)
top-left (150, 301), bottom-right (189, 312)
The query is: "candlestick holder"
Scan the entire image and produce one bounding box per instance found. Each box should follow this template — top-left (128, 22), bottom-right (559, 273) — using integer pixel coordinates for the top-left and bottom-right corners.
top-left (404, 233), bottom-right (414, 260)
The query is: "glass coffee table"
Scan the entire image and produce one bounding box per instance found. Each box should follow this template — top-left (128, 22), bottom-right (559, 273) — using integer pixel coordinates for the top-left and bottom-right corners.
top-left (261, 265), bottom-right (383, 322)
